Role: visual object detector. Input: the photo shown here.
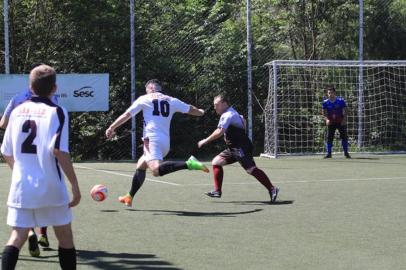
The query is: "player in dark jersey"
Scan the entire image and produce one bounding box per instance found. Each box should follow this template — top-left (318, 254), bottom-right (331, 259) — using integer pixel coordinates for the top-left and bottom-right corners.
top-left (198, 95), bottom-right (279, 203)
top-left (322, 87), bottom-right (351, 159)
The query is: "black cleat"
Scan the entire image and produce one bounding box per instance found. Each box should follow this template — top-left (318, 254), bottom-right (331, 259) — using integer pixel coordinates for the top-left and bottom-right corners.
top-left (344, 152), bottom-right (351, 159)
top-left (205, 190), bottom-right (222, 198)
top-left (270, 187), bottom-right (279, 203)
top-left (28, 233), bottom-right (40, 257)
top-left (324, 154), bottom-right (332, 159)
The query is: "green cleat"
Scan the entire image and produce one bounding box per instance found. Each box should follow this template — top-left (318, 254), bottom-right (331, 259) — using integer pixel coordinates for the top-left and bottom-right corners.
top-left (38, 234), bottom-right (50, 248)
top-left (186, 156), bottom-right (209, 173)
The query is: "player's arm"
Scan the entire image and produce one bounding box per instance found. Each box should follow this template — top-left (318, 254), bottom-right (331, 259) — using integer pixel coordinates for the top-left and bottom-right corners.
top-left (0, 98), bottom-right (15, 129)
top-left (322, 108), bottom-right (330, 125)
top-left (0, 115), bottom-right (9, 129)
top-left (2, 155), bottom-right (14, 169)
top-left (198, 128), bottom-right (225, 148)
top-left (105, 112), bottom-right (132, 139)
top-left (54, 149), bottom-right (81, 208)
top-left (342, 106), bottom-right (348, 125)
top-left (187, 105), bottom-right (205, 116)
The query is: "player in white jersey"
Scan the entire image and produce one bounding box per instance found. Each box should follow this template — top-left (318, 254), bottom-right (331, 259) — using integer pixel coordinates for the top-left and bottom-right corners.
top-left (1, 64), bottom-right (81, 270)
top-left (105, 79), bottom-right (209, 207)
top-left (1, 90), bottom-right (59, 254)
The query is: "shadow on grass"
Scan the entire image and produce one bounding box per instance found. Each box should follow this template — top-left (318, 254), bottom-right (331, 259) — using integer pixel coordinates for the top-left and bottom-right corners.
top-left (211, 200), bottom-right (294, 206)
top-left (16, 249), bottom-right (183, 270)
top-left (126, 208), bottom-right (263, 217)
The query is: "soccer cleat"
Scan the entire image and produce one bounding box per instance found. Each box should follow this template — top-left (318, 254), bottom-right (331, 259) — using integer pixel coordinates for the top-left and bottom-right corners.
top-left (38, 234), bottom-right (50, 248)
top-left (118, 193), bottom-right (133, 207)
top-left (205, 190), bottom-right (222, 198)
top-left (323, 153), bottom-right (332, 159)
top-left (186, 156), bottom-right (209, 173)
top-left (28, 234), bottom-right (40, 257)
top-left (270, 187), bottom-right (279, 203)
top-left (344, 152), bottom-right (351, 159)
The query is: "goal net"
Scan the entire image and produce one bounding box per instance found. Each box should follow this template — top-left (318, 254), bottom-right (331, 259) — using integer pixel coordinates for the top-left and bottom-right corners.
top-left (262, 60), bottom-right (406, 157)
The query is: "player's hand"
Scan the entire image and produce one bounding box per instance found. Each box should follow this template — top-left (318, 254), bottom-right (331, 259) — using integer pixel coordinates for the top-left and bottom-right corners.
top-left (69, 184), bottom-right (81, 208)
top-left (326, 119), bottom-right (331, 125)
top-left (198, 139), bottom-right (207, 148)
top-left (198, 109), bottom-right (205, 115)
top-left (105, 127), bottom-right (116, 139)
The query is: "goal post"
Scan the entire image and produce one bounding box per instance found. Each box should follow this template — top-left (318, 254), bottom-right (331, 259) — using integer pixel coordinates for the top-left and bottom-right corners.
top-left (262, 60), bottom-right (406, 158)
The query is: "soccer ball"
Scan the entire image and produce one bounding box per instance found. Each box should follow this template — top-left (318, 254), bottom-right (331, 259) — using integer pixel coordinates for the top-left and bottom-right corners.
top-left (90, 184), bottom-right (108, 202)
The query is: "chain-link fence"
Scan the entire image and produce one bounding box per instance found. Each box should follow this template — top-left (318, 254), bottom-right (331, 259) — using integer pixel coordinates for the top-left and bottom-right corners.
top-left (1, 0), bottom-right (405, 161)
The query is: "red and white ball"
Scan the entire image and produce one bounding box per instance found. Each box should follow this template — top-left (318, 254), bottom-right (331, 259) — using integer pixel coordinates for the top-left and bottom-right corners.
top-left (90, 184), bottom-right (108, 202)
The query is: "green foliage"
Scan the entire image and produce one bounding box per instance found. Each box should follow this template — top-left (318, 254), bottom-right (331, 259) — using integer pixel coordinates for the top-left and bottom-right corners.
top-left (1, 0), bottom-right (405, 160)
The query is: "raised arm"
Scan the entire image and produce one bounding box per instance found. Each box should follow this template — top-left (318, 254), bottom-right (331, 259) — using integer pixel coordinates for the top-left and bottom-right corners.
top-left (198, 128), bottom-right (225, 148)
top-left (187, 105), bottom-right (205, 116)
top-left (105, 112), bottom-right (132, 139)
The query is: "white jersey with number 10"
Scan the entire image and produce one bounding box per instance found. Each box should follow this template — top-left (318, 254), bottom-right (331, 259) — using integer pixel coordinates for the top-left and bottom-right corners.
top-left (126, 92), bottom-right (190, 140)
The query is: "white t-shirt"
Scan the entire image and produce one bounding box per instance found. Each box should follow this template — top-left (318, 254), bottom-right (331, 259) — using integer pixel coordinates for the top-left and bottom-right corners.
top-left (1, 97), bottom-right (70, 209)
top-left (126, 92), bottom-right (191, 140)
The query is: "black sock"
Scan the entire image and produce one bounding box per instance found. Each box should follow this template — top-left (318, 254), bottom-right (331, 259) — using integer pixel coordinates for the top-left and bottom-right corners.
top-left (58, 247), bottom-right (76, 270)
top-left (129, 169), bottom-right (146, 197)
top-left (158, 161), bottom-right (187, 176)
top-left (2, 245), bottom-right (19, 270)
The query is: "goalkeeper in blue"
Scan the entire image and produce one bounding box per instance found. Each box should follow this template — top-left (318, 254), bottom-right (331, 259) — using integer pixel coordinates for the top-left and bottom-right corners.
top-left (322, 87), bottom-right (351, 159)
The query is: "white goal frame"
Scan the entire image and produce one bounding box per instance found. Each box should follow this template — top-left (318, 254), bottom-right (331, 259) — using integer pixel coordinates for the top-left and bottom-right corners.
top-left (262, 60), bottom-right (406, 158)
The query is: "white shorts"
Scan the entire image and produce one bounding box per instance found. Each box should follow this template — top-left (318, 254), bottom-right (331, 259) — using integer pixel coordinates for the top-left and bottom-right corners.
top-left (7, 205), bottom-right (72, 228)
top-left (143, 137), bottom-right (169, 162)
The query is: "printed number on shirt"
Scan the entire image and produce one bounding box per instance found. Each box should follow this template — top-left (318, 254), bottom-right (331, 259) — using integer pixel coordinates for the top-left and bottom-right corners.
top-left (21, 120), bottom-right (37, 154)
top-left (152, 99), bottom-right (170, 117)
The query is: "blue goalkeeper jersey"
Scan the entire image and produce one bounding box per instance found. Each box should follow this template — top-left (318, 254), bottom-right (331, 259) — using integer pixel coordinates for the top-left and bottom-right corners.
top-left (322, 97), bottom-right (346, 124)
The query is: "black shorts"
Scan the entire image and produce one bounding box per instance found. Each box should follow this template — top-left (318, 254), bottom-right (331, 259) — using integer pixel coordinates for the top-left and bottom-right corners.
top-left (218, 146), bottom-right (256, 170)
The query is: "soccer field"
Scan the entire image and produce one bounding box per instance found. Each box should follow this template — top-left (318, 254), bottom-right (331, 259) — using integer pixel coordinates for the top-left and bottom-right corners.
top-left (0, 155), bottom-right (405, 270)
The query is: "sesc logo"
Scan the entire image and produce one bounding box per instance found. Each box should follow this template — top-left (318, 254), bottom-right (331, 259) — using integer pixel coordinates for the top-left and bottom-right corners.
top-left (73, 86), bottom-right (94, 98)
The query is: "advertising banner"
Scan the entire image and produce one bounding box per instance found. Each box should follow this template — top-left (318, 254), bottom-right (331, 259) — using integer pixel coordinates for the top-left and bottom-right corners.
top-left (0, 74), bottom-right (109, 112)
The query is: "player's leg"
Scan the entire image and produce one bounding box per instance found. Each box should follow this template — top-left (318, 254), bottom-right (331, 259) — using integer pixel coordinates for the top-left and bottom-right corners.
top-left (53, 224), bottom-right (76, 270)
top-left (338, 124), bottom-right (351, 158)
top-left (147, 138), bottom-right (208, 176)
top-left (2, 227), bottom-right (30, 269)
top-left (118, 156), bottom-right (148, 207)
top-left (206, 149), bottom-right (235, 198)
top-left (234, 147), bottom-right (279, 202)
top-left (325, 124), bottom-right (336, 158)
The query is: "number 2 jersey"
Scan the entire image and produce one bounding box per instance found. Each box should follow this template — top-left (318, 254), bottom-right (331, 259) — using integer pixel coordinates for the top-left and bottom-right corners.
top-left (126, 92), bottom-right (191, 141)
top-left (1, 96), bottom-right (70, 209)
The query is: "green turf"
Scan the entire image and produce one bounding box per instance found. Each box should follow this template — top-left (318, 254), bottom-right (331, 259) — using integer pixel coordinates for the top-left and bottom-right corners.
top-left (1, 155), bottom-right (406, 269)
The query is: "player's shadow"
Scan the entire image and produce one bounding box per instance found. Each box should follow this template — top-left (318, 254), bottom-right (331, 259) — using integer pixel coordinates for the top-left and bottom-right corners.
top-left (126, 208), bottom-right (263, 217)
top-left (212, 200), bottom-right (294, 206)
top-left (77, 250), bottom-right (183, 269)
top-left (16, 249), bottom-right (183, 269)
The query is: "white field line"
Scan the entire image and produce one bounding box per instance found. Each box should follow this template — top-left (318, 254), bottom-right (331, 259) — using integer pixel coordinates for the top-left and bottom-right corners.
top-left (74, 165), bottom-right (181, 186)
top-left (183, 176), bottom-right (406, 186)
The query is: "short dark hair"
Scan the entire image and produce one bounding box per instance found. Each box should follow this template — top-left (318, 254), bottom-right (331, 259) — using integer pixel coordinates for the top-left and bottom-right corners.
top-left (29, 64), bottom-right (56, 97)
top-left (214, 94), bottom-right (230, 104)
top-left (326, 86), bottom-right (336, 92)
top-left (145, 79), bottom-right (162, 92)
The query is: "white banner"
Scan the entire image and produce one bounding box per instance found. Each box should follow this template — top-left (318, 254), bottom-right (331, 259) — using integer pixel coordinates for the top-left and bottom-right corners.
top-left (0, 74), bottom-right (109, 112)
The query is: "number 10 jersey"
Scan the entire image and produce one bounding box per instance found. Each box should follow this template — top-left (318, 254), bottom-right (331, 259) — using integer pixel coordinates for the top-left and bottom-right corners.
top-left (126, 92), bottom-right (191, 141)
